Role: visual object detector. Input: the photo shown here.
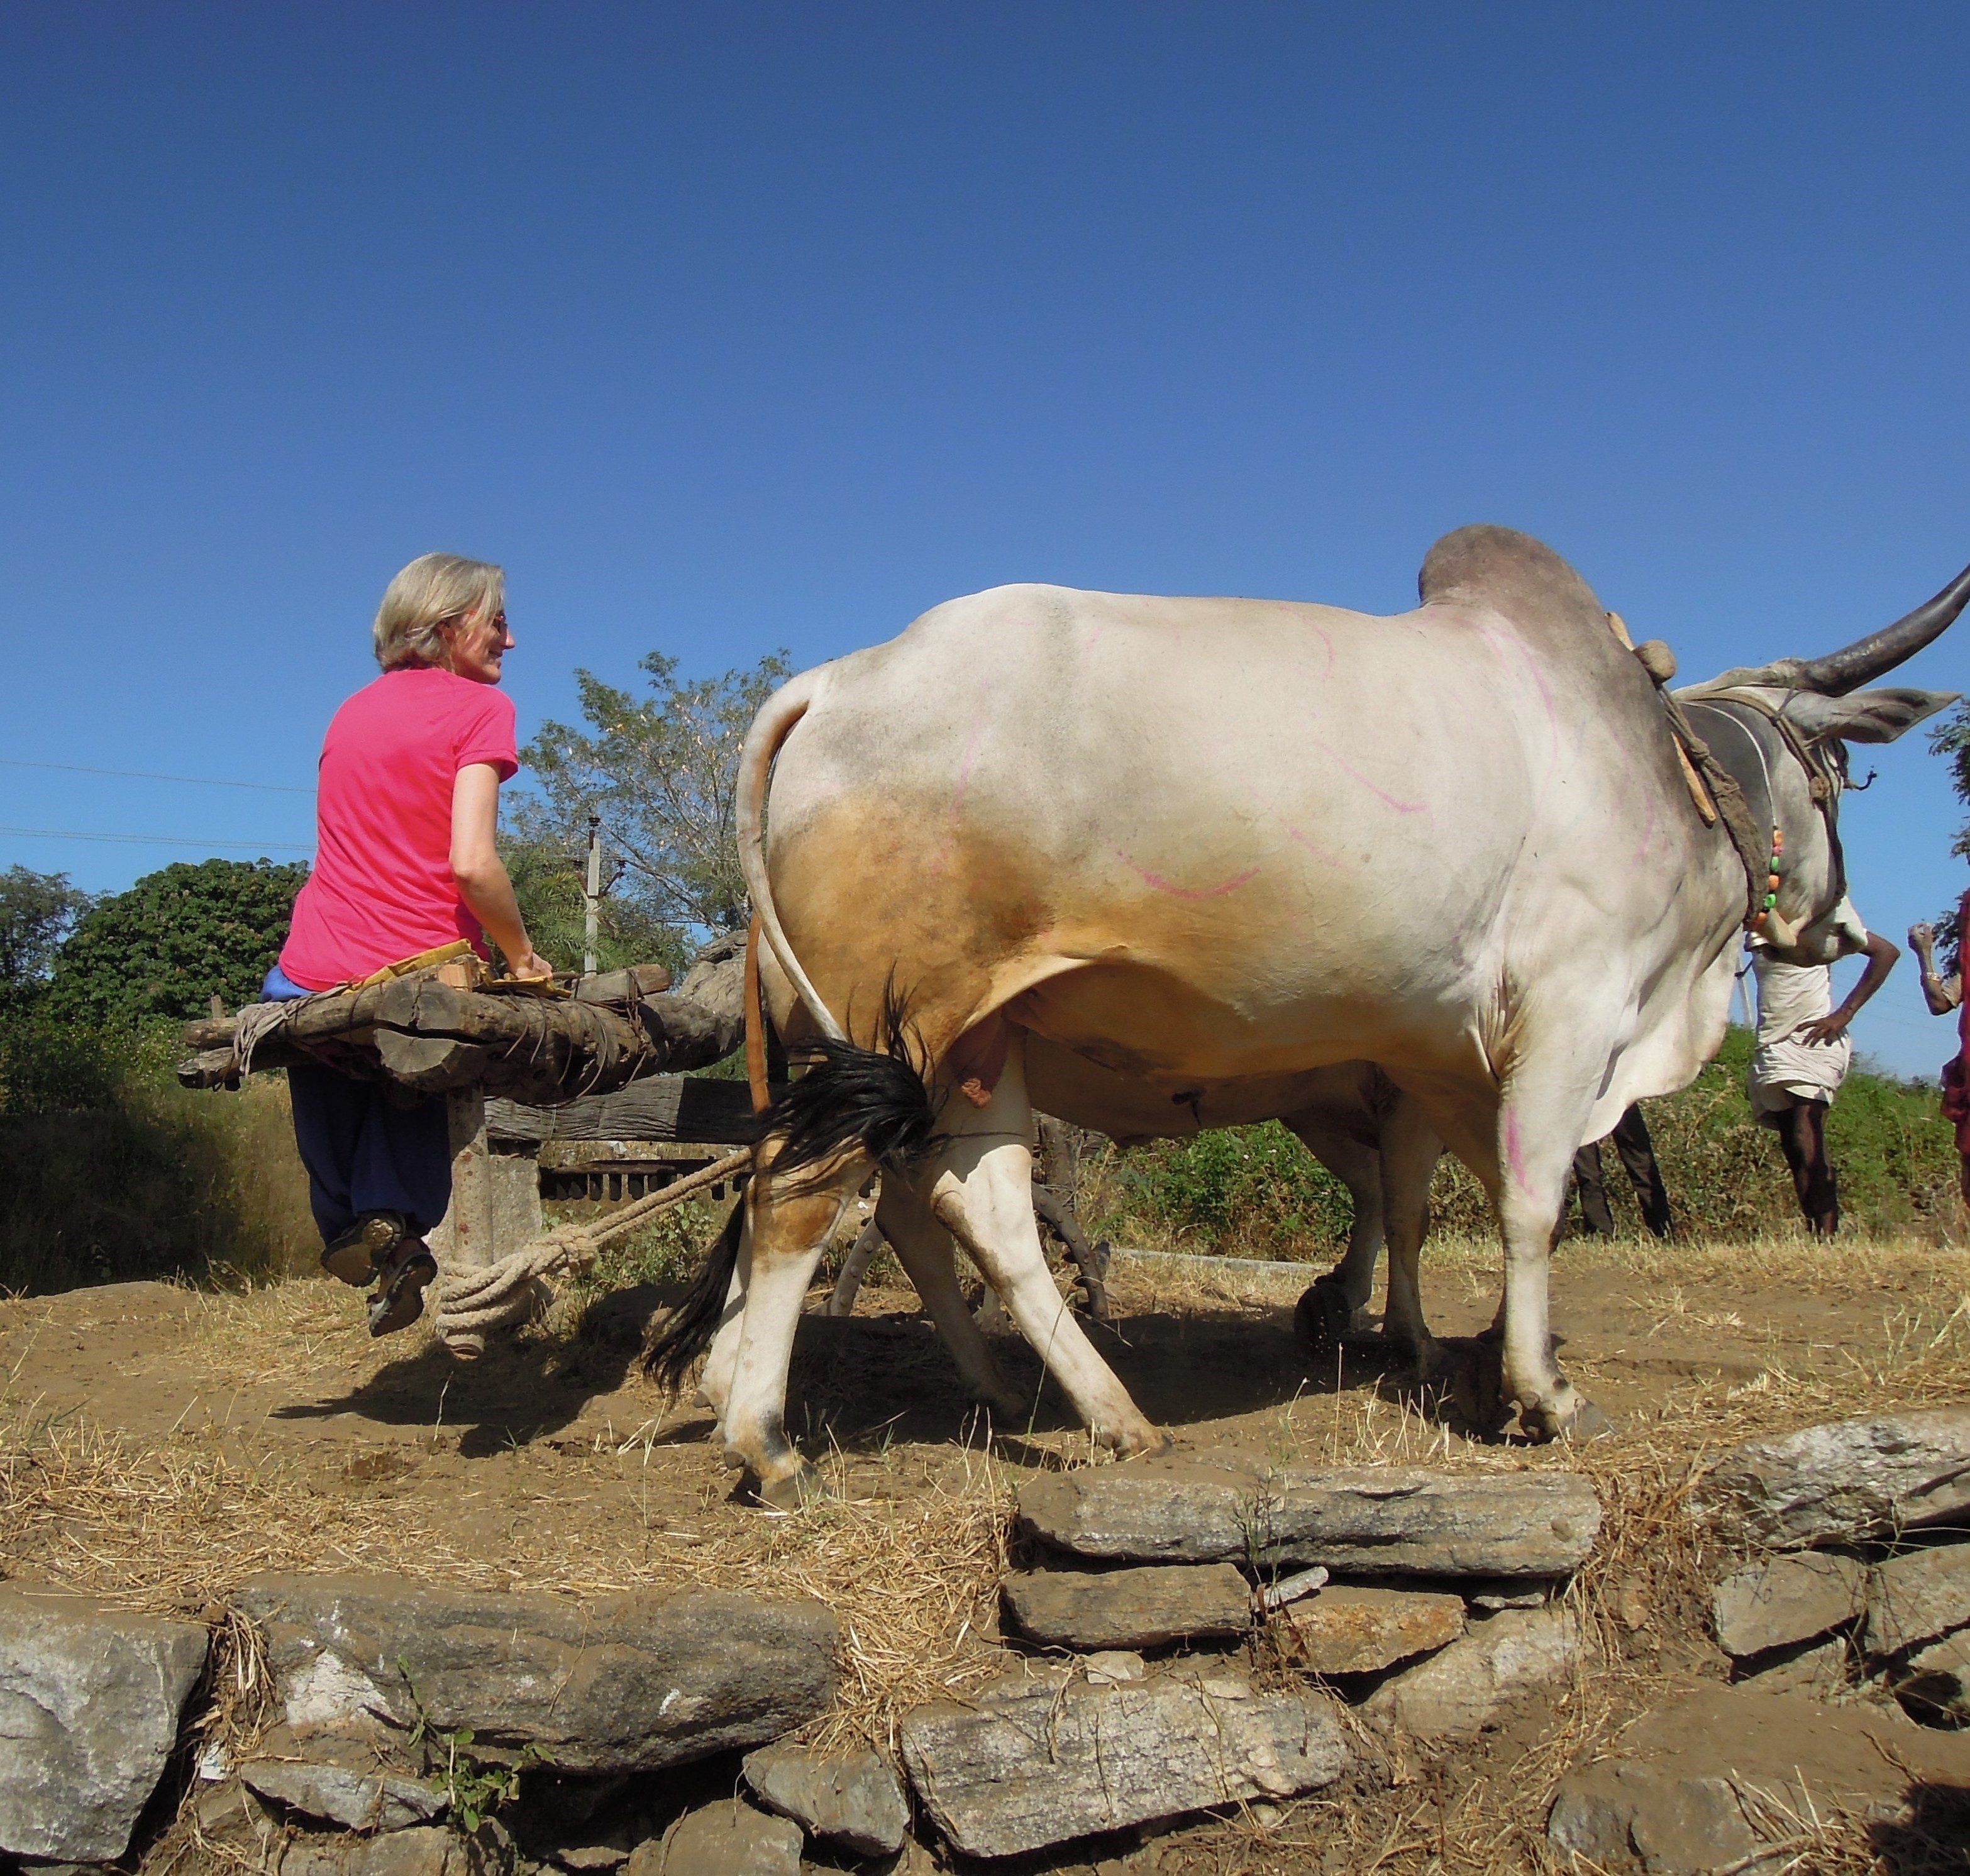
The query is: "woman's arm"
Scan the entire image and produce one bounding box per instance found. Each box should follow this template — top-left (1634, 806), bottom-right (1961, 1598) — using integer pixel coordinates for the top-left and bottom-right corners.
top-left (1793, 930), bottom-right (1899, 1046)
top-left (1909, 922), bottom-right (1964, 1015)
top-left (451, 763), bottom-right (553, 979)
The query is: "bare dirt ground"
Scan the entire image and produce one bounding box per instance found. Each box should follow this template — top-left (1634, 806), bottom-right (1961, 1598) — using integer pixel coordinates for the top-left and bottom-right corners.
top-left (7, 1231), bottom-right (1970, 1872)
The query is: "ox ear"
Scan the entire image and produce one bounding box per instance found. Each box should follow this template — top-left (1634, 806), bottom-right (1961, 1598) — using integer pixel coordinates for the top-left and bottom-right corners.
top-left (1783, 687), bottom-right (1960, 745)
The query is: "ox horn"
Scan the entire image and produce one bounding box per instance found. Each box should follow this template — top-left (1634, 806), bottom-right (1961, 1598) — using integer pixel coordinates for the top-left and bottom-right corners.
top-left (1789, 558), bottom-right (1970, 695)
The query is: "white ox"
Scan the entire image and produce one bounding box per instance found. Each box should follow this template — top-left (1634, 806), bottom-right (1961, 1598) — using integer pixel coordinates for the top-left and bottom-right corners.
top-left (650, 525), bottom-right (1964, 1506)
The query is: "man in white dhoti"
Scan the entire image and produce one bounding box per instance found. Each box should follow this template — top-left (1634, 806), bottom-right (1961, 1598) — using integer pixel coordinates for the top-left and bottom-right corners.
top-left (1747, 913), bottom-right (1899, 1236)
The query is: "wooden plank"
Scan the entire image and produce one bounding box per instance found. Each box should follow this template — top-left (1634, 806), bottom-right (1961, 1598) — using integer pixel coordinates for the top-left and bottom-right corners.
top-left (485, 1075), bottom-right (770, 1146)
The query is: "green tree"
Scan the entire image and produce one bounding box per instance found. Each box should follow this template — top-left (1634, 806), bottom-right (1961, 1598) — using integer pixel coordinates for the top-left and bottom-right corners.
top-left (0, 866), bottom-right (93, 1010)
top-left (499, 831), bottom-right (686, 978)
top-left (48, 858), bottom-right (309, 1025)
top-left (514, 649), bottom-right (792, 939)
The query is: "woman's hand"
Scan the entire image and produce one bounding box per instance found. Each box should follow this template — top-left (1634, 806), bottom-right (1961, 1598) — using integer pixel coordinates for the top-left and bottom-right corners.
top-left (508, 949), bottom-right (556, 983)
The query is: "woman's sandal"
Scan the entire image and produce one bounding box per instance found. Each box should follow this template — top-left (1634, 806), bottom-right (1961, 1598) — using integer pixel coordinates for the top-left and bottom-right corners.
top-left (321, 1211), bottom-right (411, 1287)
top-left (367, 1241), bottom-right (439, 1337)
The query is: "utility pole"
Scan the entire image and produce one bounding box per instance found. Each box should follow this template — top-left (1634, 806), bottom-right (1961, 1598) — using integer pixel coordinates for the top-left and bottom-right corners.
top-left (583, 815), bottom-right (602, 978)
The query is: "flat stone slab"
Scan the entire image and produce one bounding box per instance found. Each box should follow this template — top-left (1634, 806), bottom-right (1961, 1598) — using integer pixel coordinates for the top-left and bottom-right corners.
top-left (1279, 1584), bottom-right (1466, 1674)
top-left (1017, 1460), bottom-right (1600, 1578)
top-left (235, 1574), bottom-right (835, 1775)
top-left (1737, 1635), bottom-right (1849, 1697)
top-left (1550, 1758), bottom-right (1762, 1874)
top-left (283, 1824), bottom-right (494, 1876)
top-left (1711, 1552), bottom-right (1866, 1658)
top-left (742, 1742), bottom-right (909, 1857)
top-left (1001, 1562), bottom-right (1251, 1650)
top-left (631, 1800), bottom-right (801, 1875)
top-left (899, 1665), bottom-right (1349, 1858)
top-left (1368, 1606), bottom-right (1581, 1740)
top-left (1548, 1684), bottom-right (1970, 1873)
top-left (240, 1757), bottom-right (446, 1831)
top-left (1692, 1408), bottom-right (1970, 1548)
top-left (1891, 1629), bottom-right (1970, 1724)
top-left (1868, 1541), bottom-right (1970, 1655)
top-left (0, 1583), bottom-right (210, 1863)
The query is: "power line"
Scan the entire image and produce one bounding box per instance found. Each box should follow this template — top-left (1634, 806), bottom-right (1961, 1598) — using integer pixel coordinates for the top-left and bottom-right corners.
top-left (0, 758), bottom-right (313, 793)
top-left (0, 824), bottom-right (314, 854)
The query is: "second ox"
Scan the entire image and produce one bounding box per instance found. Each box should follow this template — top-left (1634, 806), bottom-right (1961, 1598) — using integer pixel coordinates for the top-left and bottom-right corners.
top-left (651, 524), bottom-right (1962, 1506)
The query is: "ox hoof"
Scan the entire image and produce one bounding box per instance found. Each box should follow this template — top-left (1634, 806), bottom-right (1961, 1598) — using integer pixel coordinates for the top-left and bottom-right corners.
top-left (1295, 1279), bottom-right (1354, 1356)
top-left (976, 1391), bottom-right (1027, 1426)
top-left (1102, 1421), bottom-right (1172, 1460)
top-left (1390, 1333), bottom-right (1441, 1391)
top-left (755, 1462), bottom-right (827, 1513)
top-left (1517, 1387), bottom-right (1591, 1445)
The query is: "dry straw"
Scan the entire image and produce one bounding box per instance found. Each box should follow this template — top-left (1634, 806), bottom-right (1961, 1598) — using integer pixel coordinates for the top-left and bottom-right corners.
top-left (6, 1230), bottom-right (1970, 1871)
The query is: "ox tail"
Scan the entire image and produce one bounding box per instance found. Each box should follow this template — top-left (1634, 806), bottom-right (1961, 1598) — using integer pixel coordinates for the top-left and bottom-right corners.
top-left (643, 1196), bottom-right (745, 1394)
top-left (765, 978), bottom-right (940, 1181)
top-left (641, 985), bottom-right (941, 1394)
top-left (736, 671), bottom-right (847, 1046)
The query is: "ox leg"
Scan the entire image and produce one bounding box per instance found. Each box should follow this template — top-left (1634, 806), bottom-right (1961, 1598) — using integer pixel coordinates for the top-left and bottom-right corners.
top-left (1491, 1083), bottom-right (1596, 1442)
top-left (875, 1177), bottom-right (1027, 1424)
top-left (929, 1035), bottom-right (1166, 1459)
top-left (1378, 1098), bottom-right (1445, 1384)
top-left (824, 1218), bottom-right (886, 1317)
top-left (1282, 1118), bottom-right (1385, 1350)
top-left (694, 1206), bottom-right (753, 1415)
top-left (718, 1149), bottom-right (870, 1508)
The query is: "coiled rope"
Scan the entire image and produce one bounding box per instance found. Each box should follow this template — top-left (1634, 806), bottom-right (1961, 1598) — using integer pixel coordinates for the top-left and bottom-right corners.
top-left (433, 1146), bottom-right (753, 1357)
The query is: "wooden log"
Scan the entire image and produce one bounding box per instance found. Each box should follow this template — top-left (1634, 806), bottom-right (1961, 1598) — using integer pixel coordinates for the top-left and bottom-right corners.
top-left (176, 969), bottom-right (736, 1103)
top-left (572, 963), bottom-right (672, 1003)
top-left (486, 1074), bottom-right (770, 1146)
top-left (375, 1032), bottom-right (495, 1094)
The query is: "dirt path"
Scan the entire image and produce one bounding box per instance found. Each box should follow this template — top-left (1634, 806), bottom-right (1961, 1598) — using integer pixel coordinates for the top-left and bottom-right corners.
top-left (5, 1234), bottom-right (1970, 1871)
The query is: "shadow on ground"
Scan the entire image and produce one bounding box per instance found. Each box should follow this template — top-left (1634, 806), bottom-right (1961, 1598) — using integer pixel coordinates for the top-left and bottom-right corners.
top-left (267, 1286), bottom-right (1505, 1461)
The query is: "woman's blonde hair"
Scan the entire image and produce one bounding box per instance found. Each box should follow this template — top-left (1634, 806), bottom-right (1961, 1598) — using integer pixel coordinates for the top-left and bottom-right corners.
top-left (372, 553), bottom-right (506, 671)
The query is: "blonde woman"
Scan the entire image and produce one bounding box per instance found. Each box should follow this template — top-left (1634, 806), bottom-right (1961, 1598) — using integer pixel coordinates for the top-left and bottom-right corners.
top-left (268, 553), bottom-right (551, 1334)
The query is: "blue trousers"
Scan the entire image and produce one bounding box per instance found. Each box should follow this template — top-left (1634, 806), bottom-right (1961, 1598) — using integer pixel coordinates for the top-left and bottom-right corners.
top-left (266, 965), bottom-right (453, 1244)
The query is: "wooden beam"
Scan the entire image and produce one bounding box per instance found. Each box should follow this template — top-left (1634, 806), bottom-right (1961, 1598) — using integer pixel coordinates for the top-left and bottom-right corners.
top-left (485, 1075), bottom-right (773, 1146)
top-left (176, 968), bottom-right (741, 1101)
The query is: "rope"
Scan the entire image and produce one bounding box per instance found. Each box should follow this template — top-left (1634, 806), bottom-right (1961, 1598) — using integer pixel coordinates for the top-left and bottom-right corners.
top-left (433, 1147), bottom-right (754, 1354)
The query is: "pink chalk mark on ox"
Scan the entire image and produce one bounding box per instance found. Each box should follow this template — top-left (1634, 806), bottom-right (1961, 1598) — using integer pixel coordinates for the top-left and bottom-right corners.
top-left (646, 526), bottom-right (1967, 1507)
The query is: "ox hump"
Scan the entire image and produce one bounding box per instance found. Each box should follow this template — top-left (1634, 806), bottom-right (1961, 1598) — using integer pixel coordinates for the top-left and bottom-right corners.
top-left (1417, 524), bottom-right (1610, 637)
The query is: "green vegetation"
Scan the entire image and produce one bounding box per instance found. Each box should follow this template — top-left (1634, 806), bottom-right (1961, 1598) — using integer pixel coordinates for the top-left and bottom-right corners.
top-left (0, 860), bottom-right (316, 1294)
top-left (0, 866), bottom-right (92, 1011)
top-left (511, 648), bottom-right (792, 946)
top-left (499, 832), bottom-right (687, 978)
top-left (1079, 1026), bottom-right (1961, 1259)
top-left (0, 1022), bottom-right (315, 1294)
top-left (48, 858), bottom-right (307, 1025)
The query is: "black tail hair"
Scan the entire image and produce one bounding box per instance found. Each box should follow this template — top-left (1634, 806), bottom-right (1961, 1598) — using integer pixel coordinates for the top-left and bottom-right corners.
top-left (765, 979), bottom-right (939, 1182)
top-left (643, 1197), bottom-right (745, 1394)
top-left (641, 983), bottom-right (938, 1394)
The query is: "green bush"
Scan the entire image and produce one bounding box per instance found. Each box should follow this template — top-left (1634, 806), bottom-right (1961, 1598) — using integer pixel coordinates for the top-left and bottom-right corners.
top-left (1079, 1026), bottom-right (1961, 1258)
top-left (0, 1013), bottom-right (315, 1294)
top-left (48, 858), bottom-right (307, 1027)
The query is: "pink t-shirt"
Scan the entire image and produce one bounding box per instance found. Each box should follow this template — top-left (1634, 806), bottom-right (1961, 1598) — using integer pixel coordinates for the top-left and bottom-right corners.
top-left (280, 667), bottom-right (519, 990)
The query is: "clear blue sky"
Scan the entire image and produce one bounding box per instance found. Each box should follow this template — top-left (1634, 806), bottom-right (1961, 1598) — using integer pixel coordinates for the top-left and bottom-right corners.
top-left (3, 4), bottom-right (1968, 1074)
